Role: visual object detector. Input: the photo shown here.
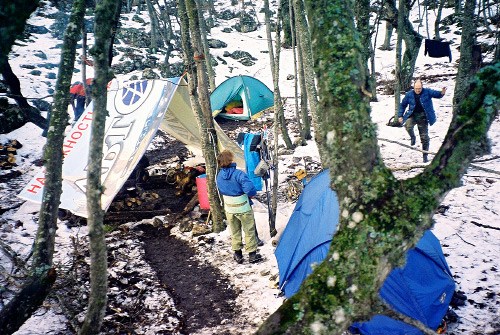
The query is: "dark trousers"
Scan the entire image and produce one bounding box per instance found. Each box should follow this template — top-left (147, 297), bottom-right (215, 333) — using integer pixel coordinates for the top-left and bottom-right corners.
top-left (73, 95), bottom-right (86, 122)
top-left (405, 115), bottom-right (429, 151)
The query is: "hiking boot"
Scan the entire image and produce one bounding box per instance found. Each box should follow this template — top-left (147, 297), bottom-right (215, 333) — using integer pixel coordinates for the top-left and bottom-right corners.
top-left (423, 153), bottom-right (428, 163)
top-left (410, 135), bottom-right (416, 146)
top-left (257, 238), bottom-right (264, 247)
top-left (233, 250), bottom-right (243, 264)
top-left (249, 251), bottom-right (263, 264)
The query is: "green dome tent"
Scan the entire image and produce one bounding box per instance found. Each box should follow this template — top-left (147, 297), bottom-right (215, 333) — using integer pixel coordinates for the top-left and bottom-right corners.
top-left (210, 75), bottom-right (274, 120)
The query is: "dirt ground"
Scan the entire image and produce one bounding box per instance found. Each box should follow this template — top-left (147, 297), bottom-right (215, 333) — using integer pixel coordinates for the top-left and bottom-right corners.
top-left (139, 224), bottom-right (240, 334)
top-left (126, 117), bottom-right (269, 333)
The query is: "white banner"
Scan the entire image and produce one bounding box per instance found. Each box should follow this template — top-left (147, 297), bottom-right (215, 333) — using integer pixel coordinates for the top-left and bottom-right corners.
top-left (19, 77), bottom-right (181, 218)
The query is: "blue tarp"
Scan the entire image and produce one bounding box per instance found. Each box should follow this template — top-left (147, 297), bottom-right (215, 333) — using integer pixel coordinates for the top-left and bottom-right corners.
top-left (210, 75), bottom-right (274, 120)
top-left (275, 170), bottom-right (339, 298)
top-left (242, 133), bottom-right (263, 191)
top-left (275, 170), bottom-right (455, 334)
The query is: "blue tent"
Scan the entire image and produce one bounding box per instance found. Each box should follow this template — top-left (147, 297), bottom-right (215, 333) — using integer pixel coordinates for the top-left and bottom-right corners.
top-left (275, 170), bottom-right (340, 298)
top-left (210, 75), bottom-right (274, 121)
top-left (275, 170), bottom-right (455, 334)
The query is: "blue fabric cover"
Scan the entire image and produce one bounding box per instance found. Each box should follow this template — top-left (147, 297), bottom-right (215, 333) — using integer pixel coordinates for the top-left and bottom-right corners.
top-left (377, 230), bottom-right (455, 330)
top-left (349, 315), bottom-right (423, 335)
top-left (242, 133), bottom-right (263, 191)
top-left (275, 171), bottom-right (455, 333)
top-left (210, 75), bottom-right (274, 120)
top-left (275, 170), bottom-right (339, 298)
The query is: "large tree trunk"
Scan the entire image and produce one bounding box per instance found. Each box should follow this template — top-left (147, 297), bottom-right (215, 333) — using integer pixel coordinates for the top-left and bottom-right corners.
top-left (256, 1), bottom-right (500, 333)
top-left (0, 0), bottom-right (86, 333)
top-left (79, 1), bottom-right (121, 334)
top-left (177, 0), bottom-right (226, 232)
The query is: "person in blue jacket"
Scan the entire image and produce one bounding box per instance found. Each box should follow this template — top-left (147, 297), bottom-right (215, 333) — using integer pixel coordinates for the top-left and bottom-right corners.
top-left (216, 150), bottom-right (263, 264)
top-left (398, 79), bottom-right (447, 162)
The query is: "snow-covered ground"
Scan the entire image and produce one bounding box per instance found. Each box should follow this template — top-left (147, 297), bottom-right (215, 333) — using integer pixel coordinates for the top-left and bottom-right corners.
top-left (1, 1), bottom-right (499, 334)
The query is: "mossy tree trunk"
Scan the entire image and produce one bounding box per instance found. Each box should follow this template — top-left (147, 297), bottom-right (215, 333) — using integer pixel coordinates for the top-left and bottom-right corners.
top-left (177, 0), bottom-right (225, 232)
top-left (0, 0), bottom-right (86, 333)
top-left (79, 1), bottom-right (121, 334)
top-left (256, 1), bottom-right (500, 334)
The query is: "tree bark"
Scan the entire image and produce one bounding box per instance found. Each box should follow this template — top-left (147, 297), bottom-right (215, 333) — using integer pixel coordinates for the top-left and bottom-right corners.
top-left (79, 1), bottom-right (121, 334)
top-left (0, 58), bottom-right (48, 131)
top-left (453, 0), bottom-right (478, 112)
top-left (434, 0), bottom-right (446, 40)
top-left (257, 0), bottom-right (500, 333)
top-left (177, 0), bottom-right (226, 232)
top-left (146, 0), bottom-right (161, 51)
top-left (0, 0), bottom-right (86, 333)
top-left (288, 0), bottom-right (306, 144)
top-left (385, 0), bottom-right (423, 90)
top-left (394, 0), bottom-right (404, 119)
top-left (292, 0), bottom-right (320, 145)
top-left (196, 0), bottom-right (216, 91)
top-left (264, 0), bottom-right (293, 150)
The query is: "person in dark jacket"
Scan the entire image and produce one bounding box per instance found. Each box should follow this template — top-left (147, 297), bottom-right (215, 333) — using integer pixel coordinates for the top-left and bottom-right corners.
top-left (216, 150), bottom-right (263, 264)
top-left (398, 79), bottom-right (447, 162)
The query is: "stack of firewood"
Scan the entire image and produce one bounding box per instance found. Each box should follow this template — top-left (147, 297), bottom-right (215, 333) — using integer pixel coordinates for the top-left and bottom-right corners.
top-left (0, 139), bottom-right (22, 170)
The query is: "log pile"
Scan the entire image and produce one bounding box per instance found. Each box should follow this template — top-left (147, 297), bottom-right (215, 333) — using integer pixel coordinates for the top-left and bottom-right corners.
top-left (0, 139), bottom-right (22, 170)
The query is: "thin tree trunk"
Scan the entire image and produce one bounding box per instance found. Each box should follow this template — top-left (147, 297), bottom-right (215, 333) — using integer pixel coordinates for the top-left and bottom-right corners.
top-left (146, 0), bottom-right (160, 51)
top-left (79, 1), bottom-right (121, 334)
top-left (178, 0), bottom-right (226, 232)
top-left (435, 0), bottom-right (446, 40)
top-left (264, 0), bottom-right (293, 150)
top-left (394, 0), bottom-right (404, 119)
top-left (0, 0), bottom-right (85, 332)
top-left (196, 0), bottom-right (216, 91)
top-left (288, 0), bottom-right (305, 144)
top-left (297, 38), bottom-right (311, 141)
top-left (385, 0), bottom-right (423, 90)
top-left (381, 21), bottom-right (394, 50)
top-left (292, 0), bottom-right (320, 145)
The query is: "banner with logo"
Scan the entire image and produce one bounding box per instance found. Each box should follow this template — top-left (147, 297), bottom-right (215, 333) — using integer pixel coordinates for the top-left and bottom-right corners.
top-left (19, 77), bottom-right (181, 218)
